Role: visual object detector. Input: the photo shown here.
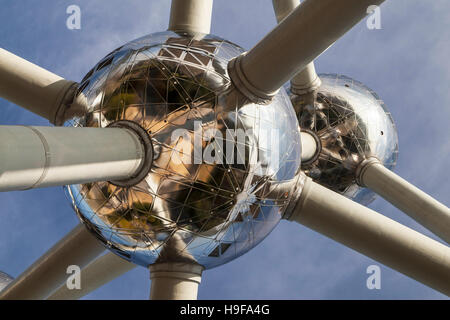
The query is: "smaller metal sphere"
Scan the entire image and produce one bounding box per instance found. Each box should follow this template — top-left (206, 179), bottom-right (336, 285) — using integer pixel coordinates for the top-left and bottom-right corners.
top-left (0, 271), bottom-right (13, 291)
top-left (290, 74), bottom-right (398, 204)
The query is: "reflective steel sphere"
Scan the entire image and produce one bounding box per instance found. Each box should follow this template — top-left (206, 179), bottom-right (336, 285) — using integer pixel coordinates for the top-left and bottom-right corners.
top-left (0, 271), bottom-right (13, 291)
top-left (290, 74), bottom-right (398, 204)
top-left (65, 31), bottom-right (302, 269)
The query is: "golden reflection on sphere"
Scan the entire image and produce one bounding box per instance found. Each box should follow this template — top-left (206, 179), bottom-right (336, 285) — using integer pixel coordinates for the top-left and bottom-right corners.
top-left (65, 32), bottom-right (302, 269)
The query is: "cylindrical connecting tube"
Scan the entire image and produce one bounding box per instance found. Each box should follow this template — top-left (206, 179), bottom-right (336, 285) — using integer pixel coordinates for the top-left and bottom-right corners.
top-left (358, 158), bottom-right (450, 244)
top-left (287, 176), bottom-right (450, 296)
top-left (300, 131), bottom-right (319, 163)
top-left (48, 252), bottom-right (135, 300)
top-left (272, 0), bottom-right (321, 94)
top-left (0, 224), bottom-right (105, 300)
top-left (230, 0), bottom-right (385, 102)
top-left (168, 0), bottom-right (213, 34)
top-left (0, 125), bottom-right (146, 191)
top-left (150, 263), bottom-right (204, 300)
top-left (0, 48), bottom-right (81, 123)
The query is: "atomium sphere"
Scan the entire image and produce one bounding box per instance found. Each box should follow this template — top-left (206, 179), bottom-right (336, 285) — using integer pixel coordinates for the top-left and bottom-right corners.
top-left (0, 271), bottom-right (13, 291)
top-left (290, 74), bottom-right (398, 205)
top-left (64, 31), bottom-right (302, 269)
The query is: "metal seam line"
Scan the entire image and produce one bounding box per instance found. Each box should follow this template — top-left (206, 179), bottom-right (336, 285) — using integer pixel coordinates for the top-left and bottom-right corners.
top-left (24, 126), bottom-right (51, 190)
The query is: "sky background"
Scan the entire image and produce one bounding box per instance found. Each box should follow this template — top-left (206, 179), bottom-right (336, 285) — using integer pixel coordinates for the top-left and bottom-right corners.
top-left (0, 0), bottom-right (449, 299)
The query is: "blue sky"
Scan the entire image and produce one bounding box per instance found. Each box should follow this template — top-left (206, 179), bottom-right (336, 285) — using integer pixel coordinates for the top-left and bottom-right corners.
top-left (0, 0), bottom-right (449, 299)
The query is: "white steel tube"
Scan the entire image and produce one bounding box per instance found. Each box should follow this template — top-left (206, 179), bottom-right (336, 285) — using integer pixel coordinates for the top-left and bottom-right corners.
top-left (288, 177), bottom-right (450, 296)
top-left (0, 126), bottom-right (144, 191)
top-left (300, 131), bottom-right (318, 163)
top-left (272, 0), bottom-right (321, 94)
top-left (149, 263), bottom-right (203, 300)
top-left (359, 159), bottom-right (450, 244)
top-left (272, 0), bottom-right (299, 23)
top-left (232, 0), bottom-right (385, 101)
top-left (48, 252), bottom-right (135, 300)
top-left (0, 48), bottom-right (78, 123)
top-left (168, 0), bottom-right (213, 34)
top-left (0, 224), bottom-right (104, 300)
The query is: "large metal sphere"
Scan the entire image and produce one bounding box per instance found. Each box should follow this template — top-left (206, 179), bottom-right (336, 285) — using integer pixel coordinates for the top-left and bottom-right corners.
top-left (290, 74), bottom-right (398, 205)
top-left (65, 31), bottom-right (302, 269)
top-left (0, 271), bottom-right (13, 291)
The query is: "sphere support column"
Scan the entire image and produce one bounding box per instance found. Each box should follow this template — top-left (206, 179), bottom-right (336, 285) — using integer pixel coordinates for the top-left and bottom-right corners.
top-left (149, 263), bottom-right (203, 300)
top-left (357, 158), bottom-right (450, 244)
top-left (272, 0), bottom-right (321, 94)
top-left (228, 0), bottom-right (386, 103)
top-left (0, 224), bottom-right (104, 300)
top-left (0, 48), bottom-right (85, 124)
top-left (168, 0), bottom-right (213, 34)
top-left (286, 175), bottom-right (450, 296)
top-left (0, 125), bottom-right (151, 191)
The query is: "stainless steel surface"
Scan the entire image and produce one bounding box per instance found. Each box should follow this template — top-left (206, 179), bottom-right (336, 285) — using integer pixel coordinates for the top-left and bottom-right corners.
top-left (291, 74), bottom-right (398, 204)
top-left (0, 272), bottom-right (13, 292)
top-left (65, 31), bottom-right (302, 270)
